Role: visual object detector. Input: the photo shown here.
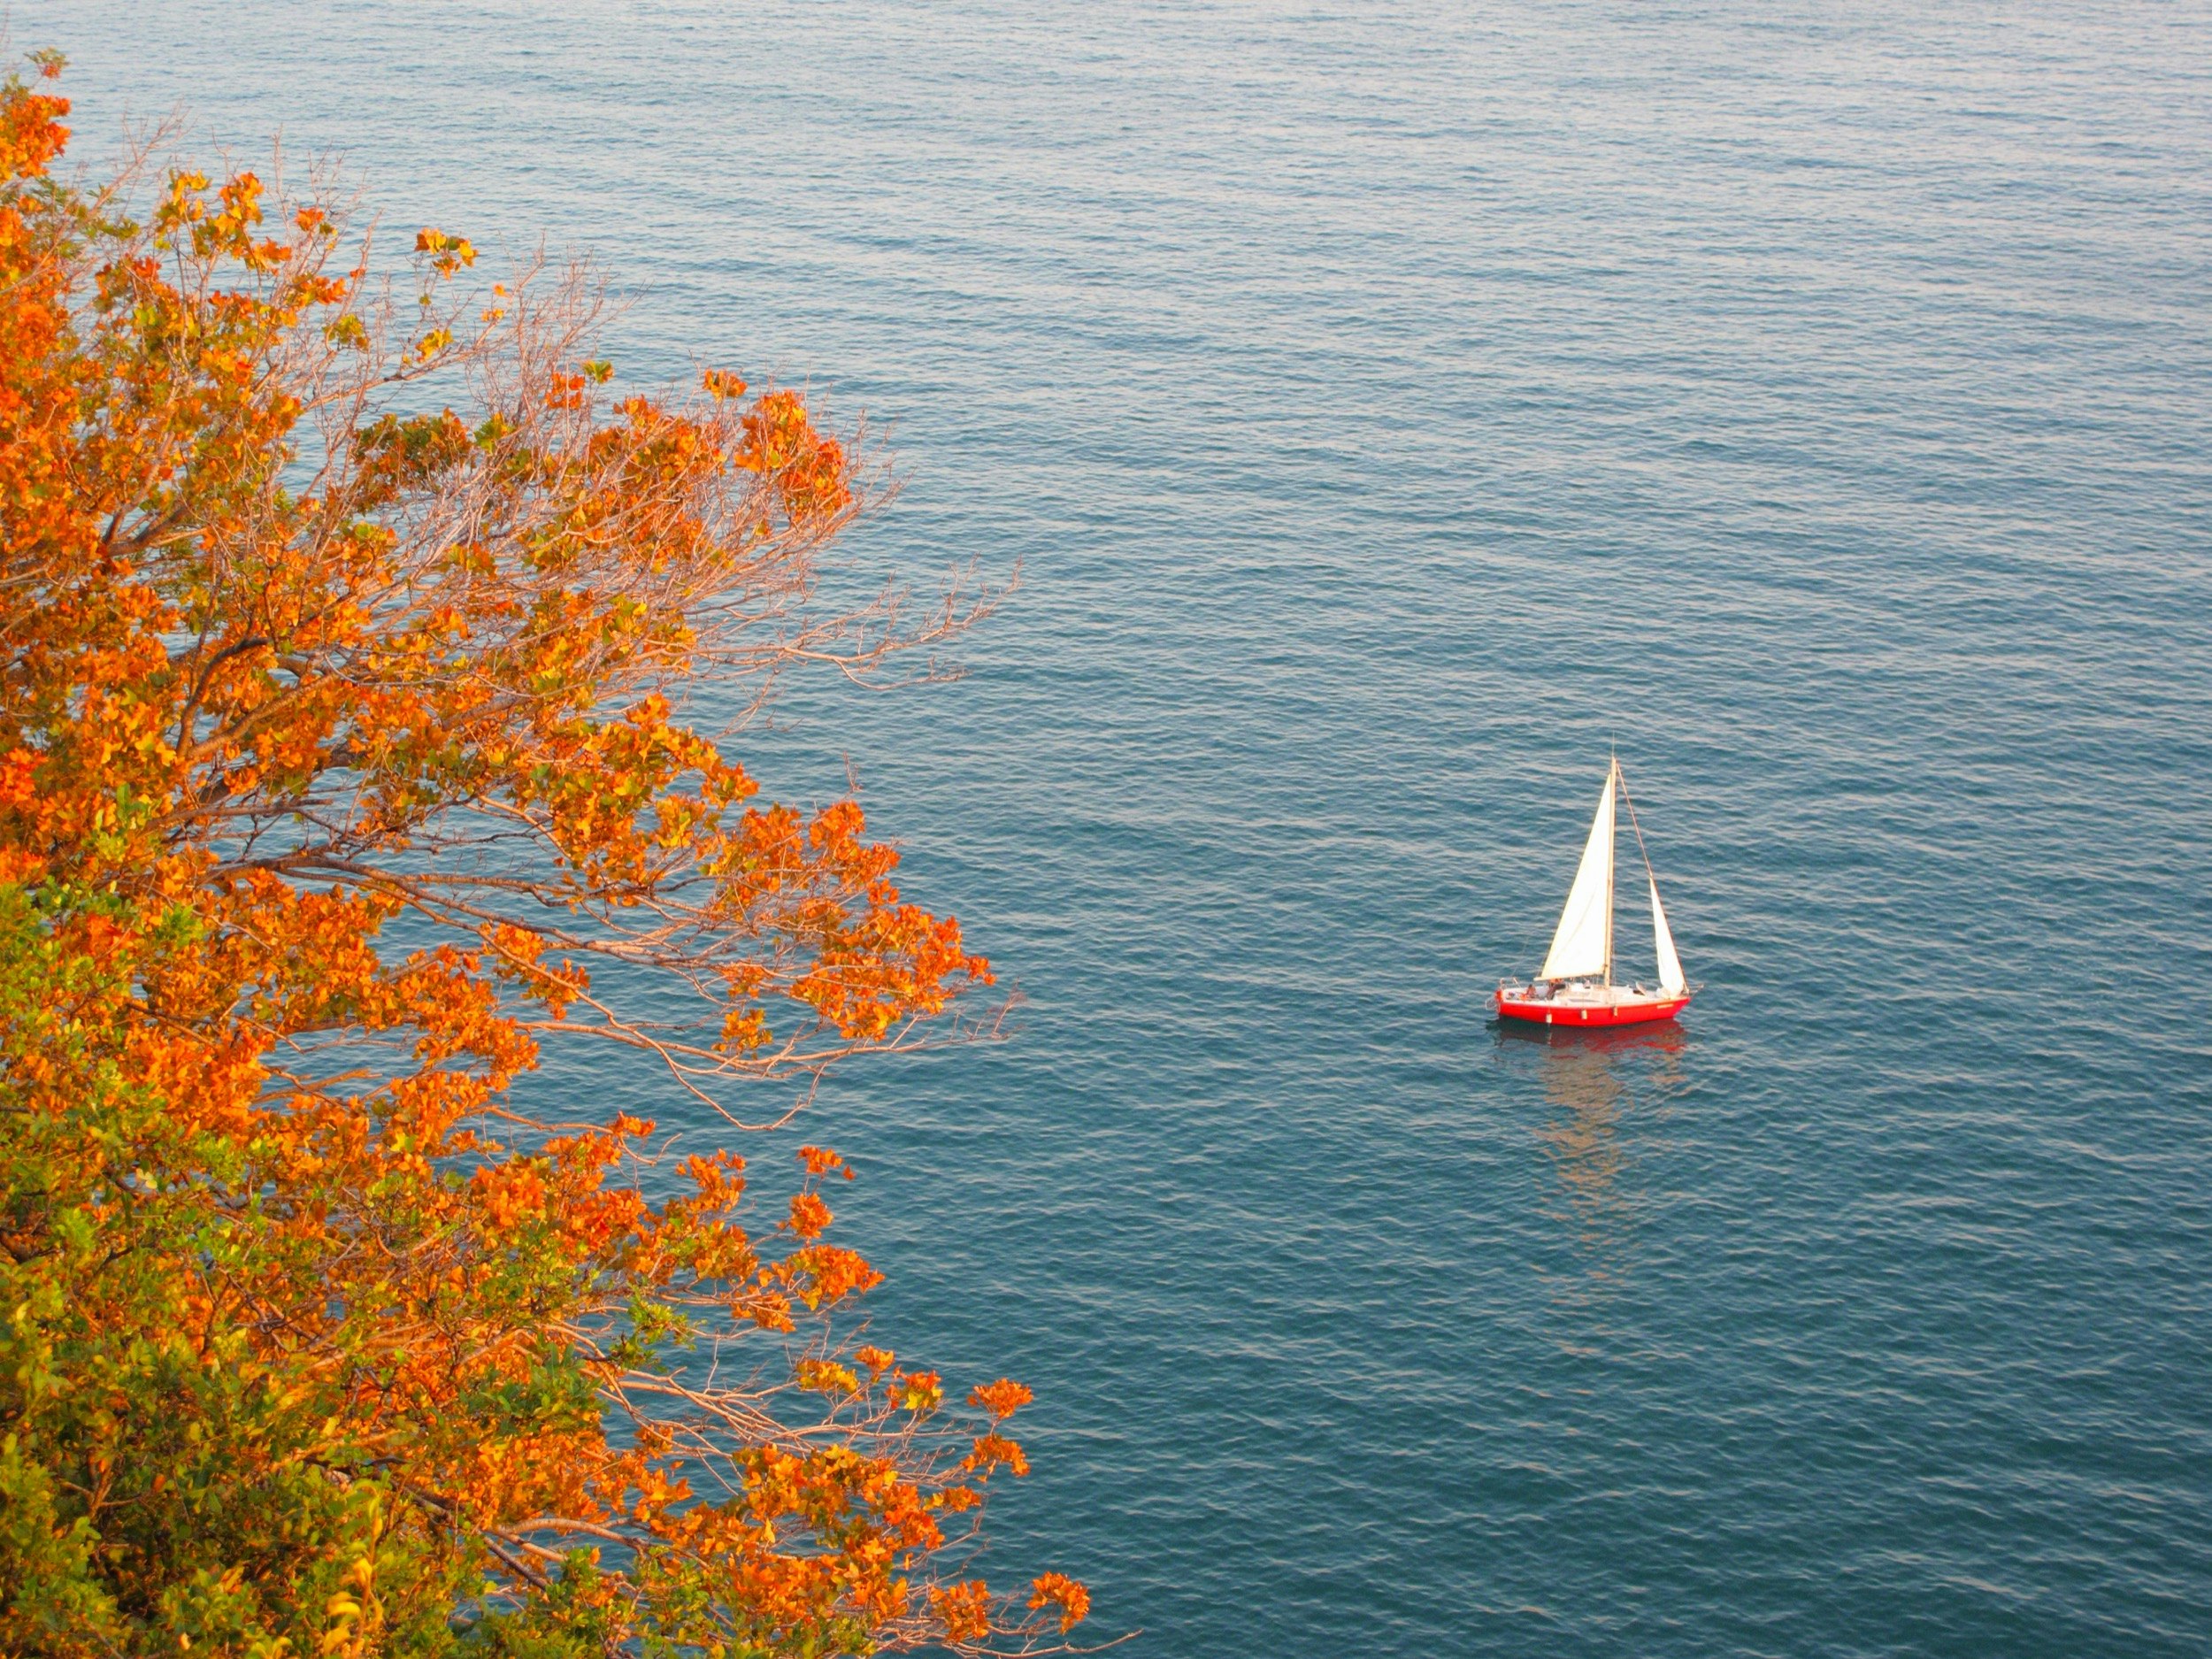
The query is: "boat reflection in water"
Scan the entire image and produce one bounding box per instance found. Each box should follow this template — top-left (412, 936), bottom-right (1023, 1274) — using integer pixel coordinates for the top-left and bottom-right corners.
top-left (1493, 1019), bottom-right (1688, 1282)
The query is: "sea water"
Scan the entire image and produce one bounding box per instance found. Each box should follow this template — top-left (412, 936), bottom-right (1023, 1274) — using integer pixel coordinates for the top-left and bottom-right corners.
top-left (35, 3), bottom-right (2212, 1653)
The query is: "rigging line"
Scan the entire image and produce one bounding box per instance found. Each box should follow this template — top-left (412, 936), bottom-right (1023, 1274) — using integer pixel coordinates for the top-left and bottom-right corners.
top-left (1617, 758), bottom-right (1661, 889)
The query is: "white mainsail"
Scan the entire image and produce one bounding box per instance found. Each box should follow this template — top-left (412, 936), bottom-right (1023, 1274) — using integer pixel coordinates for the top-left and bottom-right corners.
top-left (1650, 878), bottom-right (1686, 995)
top-left (1540, 767), bottom-right (1616, 981)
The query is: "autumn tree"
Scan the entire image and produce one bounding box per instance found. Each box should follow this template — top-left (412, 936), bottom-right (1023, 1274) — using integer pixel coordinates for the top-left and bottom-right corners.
top-left (0, 54), bottom-right (1087, 1657)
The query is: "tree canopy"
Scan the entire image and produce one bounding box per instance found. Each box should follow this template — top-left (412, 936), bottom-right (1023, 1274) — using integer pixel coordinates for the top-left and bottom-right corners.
top-left (0, 54), bottom-right (1085, 1657)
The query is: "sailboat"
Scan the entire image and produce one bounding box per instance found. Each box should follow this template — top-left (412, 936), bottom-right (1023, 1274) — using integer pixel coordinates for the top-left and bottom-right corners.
top-left (1494, 758), bottom-right (1694, 1028)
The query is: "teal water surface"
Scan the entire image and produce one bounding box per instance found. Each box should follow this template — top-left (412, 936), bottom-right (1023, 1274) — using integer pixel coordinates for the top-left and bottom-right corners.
top-left (36, 3), bottom-right (2212, 1653)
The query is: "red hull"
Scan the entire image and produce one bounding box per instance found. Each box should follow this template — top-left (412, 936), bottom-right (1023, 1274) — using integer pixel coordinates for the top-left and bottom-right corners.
top-left (1494, 989), bottom-right (1692, 1028)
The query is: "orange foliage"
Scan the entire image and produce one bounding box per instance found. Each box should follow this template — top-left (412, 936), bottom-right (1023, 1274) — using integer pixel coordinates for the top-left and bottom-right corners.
top-left (1030, 1572), bottom-right (1093, 1632)
top-left (971, 1378), bottom-right (1036, 1419)
top-left (0, 54), bottom-right (1081, 1657)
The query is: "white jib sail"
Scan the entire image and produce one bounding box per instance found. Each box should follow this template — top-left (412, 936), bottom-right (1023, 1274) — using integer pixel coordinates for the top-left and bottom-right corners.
top-left (1540, 771), bottom-right (1616, 980)
top-left (1650, 878), bottom-right (1686, 995)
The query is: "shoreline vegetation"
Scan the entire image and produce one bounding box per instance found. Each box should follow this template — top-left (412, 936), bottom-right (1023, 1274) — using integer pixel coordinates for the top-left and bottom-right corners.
top-left (0, 53), bottom-right (1087, 1655)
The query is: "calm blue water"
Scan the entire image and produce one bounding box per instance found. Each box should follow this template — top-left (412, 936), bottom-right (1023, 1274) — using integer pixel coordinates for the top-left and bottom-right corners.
top-left (38, 3), bottom-right (2212, 1652)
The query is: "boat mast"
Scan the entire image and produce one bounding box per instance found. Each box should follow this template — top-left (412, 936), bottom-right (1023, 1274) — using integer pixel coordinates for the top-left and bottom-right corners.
top-left (1601, 755), bottom-right (1617, 987)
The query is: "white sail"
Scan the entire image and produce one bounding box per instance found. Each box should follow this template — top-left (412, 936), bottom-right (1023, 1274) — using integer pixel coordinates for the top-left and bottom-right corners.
top-left (1540, 769), bottom-right (1616, 980)
top-left (1650, 878), bottom-right (1686, 995)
